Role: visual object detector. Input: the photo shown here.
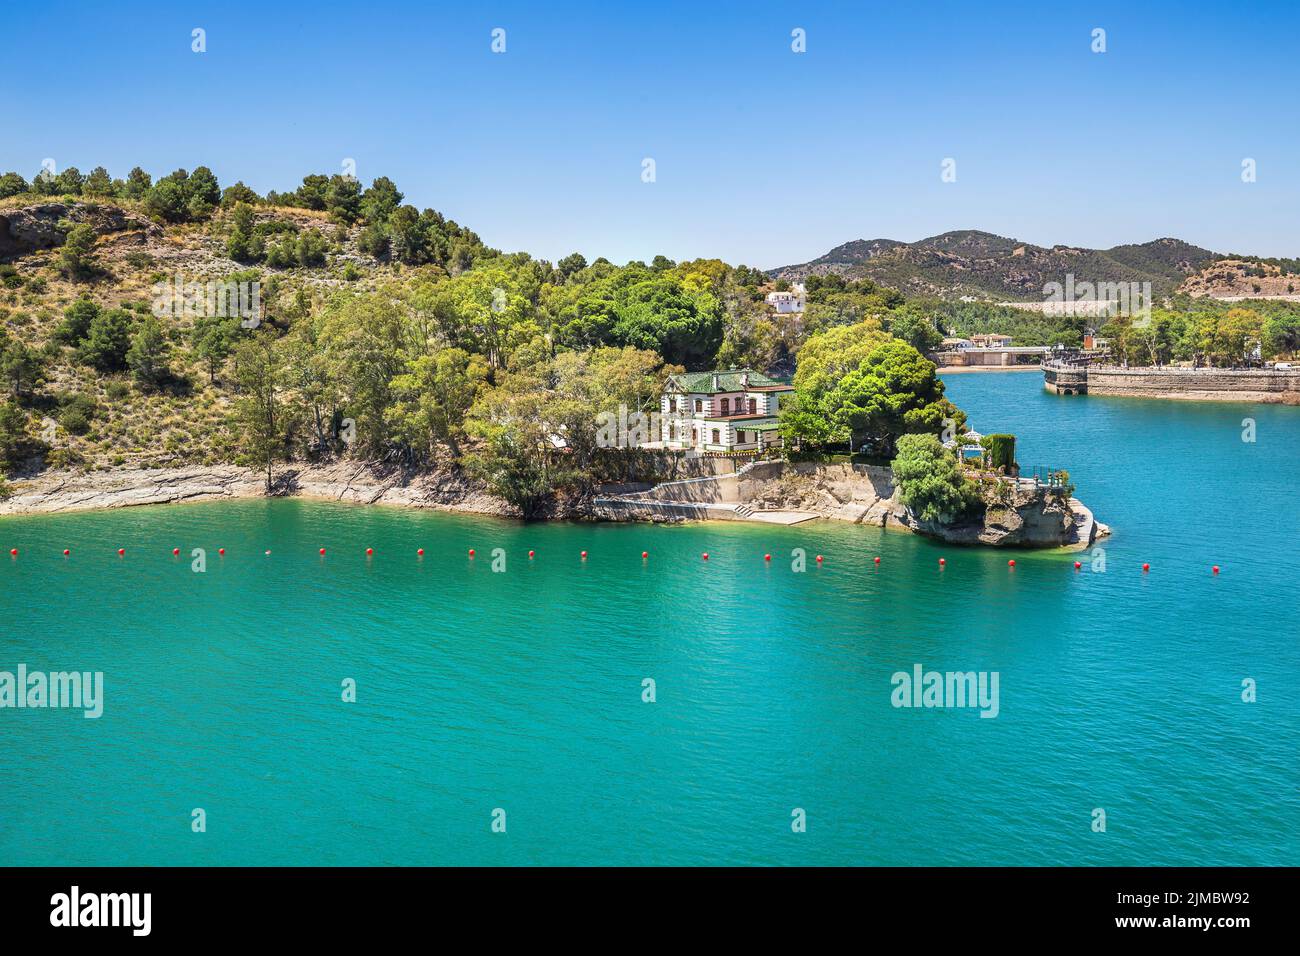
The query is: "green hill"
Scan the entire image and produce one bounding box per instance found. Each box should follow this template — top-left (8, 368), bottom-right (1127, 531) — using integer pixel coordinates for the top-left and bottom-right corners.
top-left (771, 231), bottom-right (1221, 301)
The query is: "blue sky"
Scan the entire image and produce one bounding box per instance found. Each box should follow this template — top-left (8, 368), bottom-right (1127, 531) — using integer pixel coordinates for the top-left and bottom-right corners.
top-left (4, 0), bottom-right (1298, 266)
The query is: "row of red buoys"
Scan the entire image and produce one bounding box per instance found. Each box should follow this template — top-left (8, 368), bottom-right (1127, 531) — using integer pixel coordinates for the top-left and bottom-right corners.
top-left (3, 548), bottom-right (1222, 576)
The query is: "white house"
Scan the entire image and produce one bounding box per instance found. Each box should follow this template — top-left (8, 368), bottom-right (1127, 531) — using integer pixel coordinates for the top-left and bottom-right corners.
top-left (765, 283), bottom-right (805, 314)
top-left (660, 368), bottom-right (794, 453)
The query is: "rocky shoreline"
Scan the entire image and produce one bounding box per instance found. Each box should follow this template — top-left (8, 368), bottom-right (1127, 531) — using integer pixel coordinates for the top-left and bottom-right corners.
top-left (736, 461), bottom-right (1107, 549)
top-left (0, 463), bottom-right (520, 519)
top-left (1, 460), bottom-right (1109, 550)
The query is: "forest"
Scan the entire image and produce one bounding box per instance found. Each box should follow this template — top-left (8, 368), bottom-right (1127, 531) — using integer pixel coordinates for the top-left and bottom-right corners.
top-left (0, 165), bottom-right (972, 514)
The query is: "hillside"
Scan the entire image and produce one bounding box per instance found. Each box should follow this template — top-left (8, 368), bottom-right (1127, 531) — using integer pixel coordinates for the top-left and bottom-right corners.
top-left (771, 231), bottom-right (1228, 300)
top-left (0, 193), bottom-right (457, 476)
top-left (0, 168), bottom-right (782, 516)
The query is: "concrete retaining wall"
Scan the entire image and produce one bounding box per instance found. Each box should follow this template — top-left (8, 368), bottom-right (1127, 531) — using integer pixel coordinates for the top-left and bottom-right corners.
top-left (629, 473), bottom-right (738, 504)
top-left (1087, 366), bottom-right (1300, 401)
top-left (590, 498), bottom-right (739, 521)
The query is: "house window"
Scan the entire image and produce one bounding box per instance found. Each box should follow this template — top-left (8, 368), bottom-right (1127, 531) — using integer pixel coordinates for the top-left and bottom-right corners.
top-left (694, 399), bottom-right (702, 413)
top-left (748, 398), bottom-right (757, 414)
top-left (720, 397), bottom-right (730, 415)
top-left (668, 423), bottom-right (676, 441)
top-left (711, 429), bottom-right (720, 444)
top-left (738, 430), bottom-right (747, 444)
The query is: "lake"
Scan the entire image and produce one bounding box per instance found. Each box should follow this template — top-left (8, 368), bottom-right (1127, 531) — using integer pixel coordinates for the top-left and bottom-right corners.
top-left (1, 371), bottom-right (1297, 865)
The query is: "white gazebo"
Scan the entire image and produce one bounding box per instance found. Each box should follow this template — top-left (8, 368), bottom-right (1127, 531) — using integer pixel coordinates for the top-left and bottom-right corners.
top-left (943, 429), bottom-right (985, 460)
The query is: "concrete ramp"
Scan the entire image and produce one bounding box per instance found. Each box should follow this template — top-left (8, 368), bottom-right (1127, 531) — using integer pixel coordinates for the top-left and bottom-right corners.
top-left (738, 509), bottom-right (820, 525)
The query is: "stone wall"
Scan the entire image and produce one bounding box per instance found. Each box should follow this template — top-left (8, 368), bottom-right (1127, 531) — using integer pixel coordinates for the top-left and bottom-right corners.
top-left (1088, 367), bottom-right (1300, 402)
top-left (627, 473), bottom-right (738, 504)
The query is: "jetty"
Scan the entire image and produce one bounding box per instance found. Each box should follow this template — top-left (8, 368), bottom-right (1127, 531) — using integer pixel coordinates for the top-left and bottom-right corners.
top-left (1045, 359), bottom-right (1300, 402)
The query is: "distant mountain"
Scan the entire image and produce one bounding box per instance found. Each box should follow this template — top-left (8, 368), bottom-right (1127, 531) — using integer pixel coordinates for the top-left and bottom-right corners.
top-left (769, 230), bottom-right (1223, 301)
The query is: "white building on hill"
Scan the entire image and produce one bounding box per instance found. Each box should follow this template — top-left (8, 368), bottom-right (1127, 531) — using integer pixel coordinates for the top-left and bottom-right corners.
top-left (765, 283), bottom-right (806, 314)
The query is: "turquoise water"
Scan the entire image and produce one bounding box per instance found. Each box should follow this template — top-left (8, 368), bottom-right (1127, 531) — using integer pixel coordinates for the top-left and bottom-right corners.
top-left (1, 371), bottom-right (1297, 866)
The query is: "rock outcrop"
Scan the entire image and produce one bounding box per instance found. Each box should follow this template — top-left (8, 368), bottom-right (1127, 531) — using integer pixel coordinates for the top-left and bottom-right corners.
top-left (734, 460), bottom-right (1105, 549)
top-left (893, 481), bottom-right (1082, 547)
top-left (0, 201), bottom-right (159, 260)
top-left (0, 462), bottom-right (514, 518)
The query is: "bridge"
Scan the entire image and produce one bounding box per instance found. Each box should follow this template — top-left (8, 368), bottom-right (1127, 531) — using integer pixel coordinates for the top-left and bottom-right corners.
top-left (933, 346), bottom-right (1051, 367)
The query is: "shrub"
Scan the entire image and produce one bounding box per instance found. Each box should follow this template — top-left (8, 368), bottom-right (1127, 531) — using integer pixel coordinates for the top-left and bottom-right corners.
top-left (55, 298), bottom-right (100, 343)
top-left (105, 379), bottom-right (131, 401)
top-left (58, 393), bottom-right (96, 434)
top-left (891, 433), bottom-right (981, 524)
top-left (126, 316), bottom-right (172, 387)
top-left (57, 223), bottom-right (100, 279)
top-left (980, 433), bottom-right (1016, 472)
top-left (78, 308), bottom-right (135, 371)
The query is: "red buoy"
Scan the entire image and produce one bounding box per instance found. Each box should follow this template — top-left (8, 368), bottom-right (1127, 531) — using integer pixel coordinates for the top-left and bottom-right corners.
top-left (173, 548), bottom-right (180, 556)
top-left (1074, 561), bottom-right (1082, 570)
top-left (366, 548), bottom-right (373, 556)
top-left (468, 548), bottom-right (475, 557)
top-left (580, 550), bottom-right (587, 559)
top-left (265, 550), bottom-right (271, 556)
top-left (1142, 563), bottom-right (1150, 572)
top-left (641, 551), bottom-right (648, 559)
top-left (873, 556), bottom-right (880, 564)
top-left (63, 549), bottom-right (70, 556)
top-left (702, 553), bottom-right (709, 560)
top-left (938, 558), bottom-right (946, 566)
top-left (320, 548), bottom-right (326, 555)
top-left (1212, 565), bottom-right (1220, 574)
top-left (218, 548), bottom-right (226, 556)
top-left (764, 553), bottom-right (772, 561)
top-left (528, 550), bottom-right (535, 558)
top-left (1008, 559), bottom-right (1015, 567)
top-left (816, 555), bottom-right (823, 563)
top-left (8, 548), bottom-right (15, 556)
top-left (118, 548), bottom-right (125, 556)
top-left (417, 548), bottom-right (424, 556)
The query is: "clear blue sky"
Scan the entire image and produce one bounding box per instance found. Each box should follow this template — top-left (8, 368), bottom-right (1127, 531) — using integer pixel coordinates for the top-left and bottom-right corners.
top-left (4, 0), bottom-right (1298, 267)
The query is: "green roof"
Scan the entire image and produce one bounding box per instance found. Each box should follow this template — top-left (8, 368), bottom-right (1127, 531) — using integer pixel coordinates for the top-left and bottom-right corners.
top-left (747, 422), bottom-right (781, 432)
top-left (666, 369), bottom-right (788, 394)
